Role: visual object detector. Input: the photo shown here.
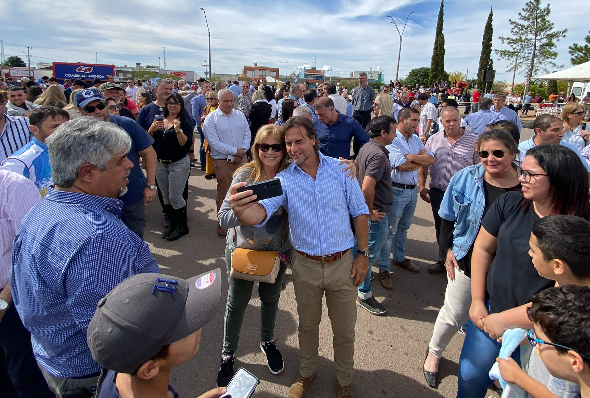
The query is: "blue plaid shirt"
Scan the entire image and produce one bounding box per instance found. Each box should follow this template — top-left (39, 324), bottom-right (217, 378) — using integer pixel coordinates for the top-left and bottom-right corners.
top-left (258, 153), bottom-right (369, 256)
top-left (11, 188), bottom-right (159, 378)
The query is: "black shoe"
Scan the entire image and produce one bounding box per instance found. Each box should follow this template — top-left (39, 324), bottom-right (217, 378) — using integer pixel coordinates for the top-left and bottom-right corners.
top-left (423, 347), bottom-right (438, 388)
top-left (260, 340), bottom-right (284, 375)
top-left (356, 296), bottom-right (387, 315)
top-left (204, 173), bottom-right (216, 180)
top-left (161, 204), bottom-right (177, 239)
top-left (166, 206), bottom-right (189, 241)
top-left (217, 354), bottom-right (235, 387)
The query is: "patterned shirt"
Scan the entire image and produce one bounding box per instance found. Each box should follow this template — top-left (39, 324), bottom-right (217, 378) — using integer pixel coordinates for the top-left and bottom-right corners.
top-left (0, 114), bottom-right (31, 162)
top-left (419, 101), bottom-right (438, 137)
top-left (0, 170), bottom-right (40, 289)
top-left (238, 92), bottom-right (253, 118)
top-left (388, 130), bottom-right (434, 185)
top-left (258, 153), bottom-right (369, 256)
top-left (1, 137), bottom-right (52, 196)
top-left (425, 131), bottom-right (479, 191)
top-left (11, 188), bottom-right (159, 378)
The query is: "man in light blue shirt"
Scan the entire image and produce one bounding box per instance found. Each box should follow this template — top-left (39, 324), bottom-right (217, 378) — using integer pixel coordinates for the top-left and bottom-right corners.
top-left (380, 107), bottom-right (434, 274)
top-left (491, 93), bottom-right (522, 132)
top-left (465, 97), bottom-right (505, 135)
top-left (226, 116), bottom-right (369, 397)
top-left (518, 114), bottom-right (590, 171)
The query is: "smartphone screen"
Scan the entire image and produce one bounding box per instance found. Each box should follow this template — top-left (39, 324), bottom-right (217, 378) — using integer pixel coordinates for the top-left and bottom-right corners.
top-left (236, 178), bottom-right (283, 201)
top-left (222, 368), bottom-right (259, 398)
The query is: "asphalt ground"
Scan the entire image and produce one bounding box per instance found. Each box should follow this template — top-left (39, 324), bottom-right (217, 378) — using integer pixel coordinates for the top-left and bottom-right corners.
top-left (143, 124), bottom-right (535, 398)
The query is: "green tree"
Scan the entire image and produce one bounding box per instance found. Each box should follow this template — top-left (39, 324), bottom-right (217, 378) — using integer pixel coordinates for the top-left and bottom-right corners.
top-left (130, 68), bottom-right (160, 81)
top-left (547, 79), bottom-right (558, 95)
top-left (405, 67), bottom-right (431, 88)
top-left (448, 71), bottom-right (467, 83)
top-left (429, 0), bottom-right (445, 85)
top-left (495, 0), bottom-right (567, 95)
top-left (477, 8), bottom-right (494, 90)
top-left (3, 55), bottom-right (26, 67)
top-left (569, 29), bottom-right (590, 65)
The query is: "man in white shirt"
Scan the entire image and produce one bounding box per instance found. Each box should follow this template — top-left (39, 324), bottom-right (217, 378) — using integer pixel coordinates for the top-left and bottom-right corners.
top-left (326, 83), bottom-right (348, 115)
top-left (125, 80), bottom-right (139, 100)
top-left (417, 93), bottom-right (438, 140)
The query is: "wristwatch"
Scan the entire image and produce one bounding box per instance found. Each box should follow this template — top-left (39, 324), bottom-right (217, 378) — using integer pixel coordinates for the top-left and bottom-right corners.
top-left (357, 250), bottom-right (370, 259)
top-left (147, 185), bottom-right (157, 190)
top-left (0, 299), bottom-right (9, 311)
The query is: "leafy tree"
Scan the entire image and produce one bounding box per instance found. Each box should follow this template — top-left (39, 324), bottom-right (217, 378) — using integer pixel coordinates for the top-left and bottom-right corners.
top-left (429, 0), bottom-right (446, 85)
top-left (569, 29), bottom-right (590, 65)
top-left (477, 9), bottom-right (494, 90)
top-left (448, 71), bottom-right (467, 83)
top-left (405, 67), bottom-right (431, 88)
top-left (144, 64), bottom-right (158, 69)
top-left (3, 55), bottom-right (26, 67)
top-left (495, 0), bottom-right (567, 95)
top-left (547, 79), bottom-right (558, 95)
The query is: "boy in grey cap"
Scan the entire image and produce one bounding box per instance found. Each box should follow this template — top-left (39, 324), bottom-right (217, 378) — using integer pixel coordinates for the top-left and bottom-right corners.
top-left (87, 270), bottom-right (226, 398)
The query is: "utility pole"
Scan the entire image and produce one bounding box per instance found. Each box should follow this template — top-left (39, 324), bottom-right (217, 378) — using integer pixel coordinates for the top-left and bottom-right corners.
top-left (314, 54), bottom-right (317, 70)
top-left (95, 52), bottom-right (98, 63)
top-left (163, 47), bottom-right (167, 70)
top-left (200, 8), bottom-right (212, 81)
top-left (201, 63), bottom-right (210, 79)
top-left (510, 53), bottom-right (519, 94)
top-left (1, 40), bottom-right (5, 65)
top-left (386, 12), bottom-right (414, 82)
top-left (26, 46), bottom-right (31, 78)
top-left (158, 56), bottom-right (161, 70)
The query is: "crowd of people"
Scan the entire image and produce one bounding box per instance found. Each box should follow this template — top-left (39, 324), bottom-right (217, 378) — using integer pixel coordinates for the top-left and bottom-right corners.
top-left (1, 71), bottom-right (590, 398)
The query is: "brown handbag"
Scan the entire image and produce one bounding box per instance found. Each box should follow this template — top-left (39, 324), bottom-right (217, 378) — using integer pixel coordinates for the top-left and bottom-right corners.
top-left (230, 212), bottom-right (287, 283)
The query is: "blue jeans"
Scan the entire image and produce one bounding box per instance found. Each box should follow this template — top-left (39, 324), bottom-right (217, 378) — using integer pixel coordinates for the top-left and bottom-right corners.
top-left (457, 320), bottom-right (521, 398)
top-left (354, 214), bottom-right (389, 299)
top-left (378, 187), bottom-right (417, 271)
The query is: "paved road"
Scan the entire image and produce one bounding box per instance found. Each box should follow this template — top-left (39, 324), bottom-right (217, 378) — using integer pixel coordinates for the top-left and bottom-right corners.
top-left (144, 126), bottom-right (533, 398)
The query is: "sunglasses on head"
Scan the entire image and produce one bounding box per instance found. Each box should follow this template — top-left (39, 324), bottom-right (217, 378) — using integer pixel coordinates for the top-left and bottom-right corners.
top-left (478, 149), bottom-right (505, 159)
top-left (82, 101), bottom-right (106, 113)
top-left (256, 143), bottom-right (283, 153)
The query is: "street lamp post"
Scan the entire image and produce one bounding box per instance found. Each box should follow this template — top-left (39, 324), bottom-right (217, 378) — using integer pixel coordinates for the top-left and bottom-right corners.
top-left (386, 12), bottom-right (414, 82)
top-left (200, 7), bottom-right (212, 80)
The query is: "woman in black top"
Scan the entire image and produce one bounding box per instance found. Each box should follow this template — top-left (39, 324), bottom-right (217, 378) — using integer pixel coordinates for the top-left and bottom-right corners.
top-left (249, 89), bottom-right (272, 145)
top-left (148, 93), bottom-right (193, 241)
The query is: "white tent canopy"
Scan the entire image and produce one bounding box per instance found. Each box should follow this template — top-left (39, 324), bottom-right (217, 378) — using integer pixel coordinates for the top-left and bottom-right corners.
top-left (533, 61), bottom-right (590, 82)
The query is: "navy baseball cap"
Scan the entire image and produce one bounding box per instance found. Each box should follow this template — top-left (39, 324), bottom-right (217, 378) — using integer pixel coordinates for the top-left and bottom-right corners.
top-left (74, 88), bottom-right (104, 107)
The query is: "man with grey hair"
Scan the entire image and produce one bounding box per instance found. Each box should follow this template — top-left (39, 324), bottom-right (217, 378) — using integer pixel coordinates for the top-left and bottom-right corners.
top-left (75, 88), bottom-right (157, 238)
top-left (464, 97), bottom-right (506, 135)
top-left (491, 93), bottom-right (522, 132)
top-left (277, 84), bottom-right (304, 118)
top-left (11, 117), bottom-right (160, 397)
top-left (351, 72), bottom-right (376, 129)
top-left (203, 89), bottom-right (251, 237)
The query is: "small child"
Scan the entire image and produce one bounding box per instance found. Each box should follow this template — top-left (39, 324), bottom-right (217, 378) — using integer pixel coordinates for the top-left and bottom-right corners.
top-left (487, 215), bottom-right (590, 397)
top-left (87, 270), bottom-right (226, 398)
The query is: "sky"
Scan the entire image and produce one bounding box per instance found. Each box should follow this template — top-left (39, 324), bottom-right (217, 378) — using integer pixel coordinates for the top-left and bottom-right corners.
top-left (0, 0), bottom-right (587, 84)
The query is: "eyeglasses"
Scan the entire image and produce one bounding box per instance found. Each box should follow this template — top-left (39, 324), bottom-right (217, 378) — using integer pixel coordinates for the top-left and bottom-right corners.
top-left (82, 101), bottom-right (107, 113)
top-left (107, 104), bottom-right (121, 111)
top-left (527, 329), bottom-right (590, 361)
top-left (372, 102), bottom-right (381, 107)
top-left (166, 101), bottom-right (181, 106)
top-left (256, 143), bottom-right (284, 153)
top-left (518, 168), bottom-right (548, 182)
top-left (206, 98), bottom-right (217, 101)
top-left (572, 111), bottom-right (585, 116)
top-left (478, 149), bottom-right (505, 159)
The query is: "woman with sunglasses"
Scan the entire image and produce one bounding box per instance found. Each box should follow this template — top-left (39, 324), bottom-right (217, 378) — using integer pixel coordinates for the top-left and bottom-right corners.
top-left (105, 97), bottom-right (120, 116)
top-left (458, 145), bottom-right (590, 397)
top-left (422, 129), bottom-right (521, 388)
top-left (561, 102), bottom-right (589, 152)
top-left (148, 92), bottom-right (193, 241)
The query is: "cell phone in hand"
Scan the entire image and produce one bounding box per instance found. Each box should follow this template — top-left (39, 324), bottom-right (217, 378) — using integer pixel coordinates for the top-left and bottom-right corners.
top-left (582, 123), bottom-right (587, 131)
top-left (154, 115), bottom-right (163, 121)
top-left (237, 178), bottom-right (283, 201)
top-left (221, 368), bottom-right (259, 398)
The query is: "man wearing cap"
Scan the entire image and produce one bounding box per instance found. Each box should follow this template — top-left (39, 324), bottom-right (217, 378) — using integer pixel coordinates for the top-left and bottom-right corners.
top-left (100, 83), bottom-right (137, 120)
top-left (11, 118), bottom-right (160, 397)
top-left (75, 88), bottom-right (157, 238)
top-left (87, 271), bottom-right (224, 398)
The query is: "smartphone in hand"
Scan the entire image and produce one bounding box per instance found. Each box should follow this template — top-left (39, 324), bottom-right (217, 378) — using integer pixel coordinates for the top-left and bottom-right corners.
top-left (221, 368), bottom-right (259, 398)
top-left (237, 178), bottom-right (283, 201)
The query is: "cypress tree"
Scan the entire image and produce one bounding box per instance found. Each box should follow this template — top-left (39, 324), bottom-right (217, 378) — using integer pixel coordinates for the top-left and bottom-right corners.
top-left (477, 9), bottom-right (494, 89)
top-left (429, 0), bottom-right (445, 85)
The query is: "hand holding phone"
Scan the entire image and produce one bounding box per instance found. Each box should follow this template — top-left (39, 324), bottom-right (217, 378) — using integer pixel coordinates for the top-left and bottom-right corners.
top-left (236, 178), bottom-right (283, 201)
top-left (221, 368), bottom-right (259, 398)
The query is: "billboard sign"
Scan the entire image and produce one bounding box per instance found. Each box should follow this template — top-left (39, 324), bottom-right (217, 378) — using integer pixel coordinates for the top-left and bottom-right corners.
top-left (52, 62), bottom-right (115, 80)
top-left (8, 69), bottom-right (32, 77)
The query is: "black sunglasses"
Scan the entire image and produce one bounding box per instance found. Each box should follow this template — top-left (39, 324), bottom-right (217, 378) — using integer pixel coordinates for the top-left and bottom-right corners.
top-left (257, 143), bottom-right (283, 153)
top-left (478, 149), bottom-right (505, 159)
top-left (82, 101), bottom-right (106, 113)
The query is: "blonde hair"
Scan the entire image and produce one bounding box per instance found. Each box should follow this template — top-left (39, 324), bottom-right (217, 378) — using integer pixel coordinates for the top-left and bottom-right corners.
top-left (34, 85), bottom-right (67, 108)
top-left (235, 124), bottom-right (290, 182)
top-left (561, 102), bottom-right (583, 126)
top-left (253, 89), bottom-right (266, 102)
top-left (375, 93), bottom-right (393, 117)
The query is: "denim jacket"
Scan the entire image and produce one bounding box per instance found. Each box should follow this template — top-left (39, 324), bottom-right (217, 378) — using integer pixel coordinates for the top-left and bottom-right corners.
top-left (438, 164), bottom-right (486, 260)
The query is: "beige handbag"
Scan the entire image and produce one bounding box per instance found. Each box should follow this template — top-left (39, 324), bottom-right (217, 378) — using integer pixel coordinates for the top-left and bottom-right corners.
top-left (230, 213), bottom-right (287, 283)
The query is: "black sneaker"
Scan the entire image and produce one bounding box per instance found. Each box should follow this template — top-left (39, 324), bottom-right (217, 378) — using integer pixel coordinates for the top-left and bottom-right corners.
top-left (356, 296), bottom-right (387, 315)
top-left (216, 354), bottom-right (235, 387)
top-left (260, 340), bottom-right (284, 375)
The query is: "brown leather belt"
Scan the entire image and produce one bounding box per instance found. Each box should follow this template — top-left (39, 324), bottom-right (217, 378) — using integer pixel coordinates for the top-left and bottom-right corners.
top-left (295, 248), bottom-right (350, 264)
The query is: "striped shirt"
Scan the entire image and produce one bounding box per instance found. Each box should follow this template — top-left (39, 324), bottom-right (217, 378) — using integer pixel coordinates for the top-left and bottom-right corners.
top-left (258, 153), bottom-right (369, 256)
top-left (11, 188), bottom-right (159, 378)
top-left (0, 170), bottom-right (41, 289)
top-left (425, 131), bottom-right (480, 191)
top-left (1, 137), bottom-right (52, 196)
top-left (0, 115), bottom-right (31, 162)
top-left (388, 130), bottom-right (434, 185)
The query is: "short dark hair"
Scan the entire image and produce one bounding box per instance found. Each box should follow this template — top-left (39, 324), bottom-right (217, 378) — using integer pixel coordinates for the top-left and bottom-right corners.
top-left (325, 84), bottom-right (337, 95)
top-left (73, 79), bottom-right (86, 87)
top-left (525, 145), bottom-right (590, 217)
top-left (397, 107), bottom-right (419, 122)
top-left (7, 86), bottom-right (24, 92)
top-left (533, 114), bottom-right (561, 132)
top-left (488, 120), bottom-right (520, 143)
top-left (532, 215), bottom-right (590, 280)
top-left (283, 116), bottom-right (318, 152)
top-left (527, 285), bottom-right (590, 366)
top-left (303, 89), bottom-right (317, 103)
top-left (366, 115), bottom-right (396, 138)
top-left (48, 77), bottom-right (58, 83)
top-left (29, 106), bottom-right (70, 127)
top-left (417, 93), bottom-right (429, 101)
top-left (41, 76), bottom-right (49, 80)
top-left (479, 97), bottom-right (493, 110)
top-left (92, 78), bottom-right (102, 85)
top-left (442, 98), bottom-right (459, 108)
